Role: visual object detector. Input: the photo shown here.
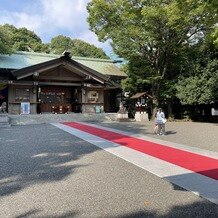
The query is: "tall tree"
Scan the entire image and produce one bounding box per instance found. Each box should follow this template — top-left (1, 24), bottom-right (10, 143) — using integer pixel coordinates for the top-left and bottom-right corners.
top-left (175, 32), bottom-right (218, 105)
top-left (87, 0), bottom-right (218, 114)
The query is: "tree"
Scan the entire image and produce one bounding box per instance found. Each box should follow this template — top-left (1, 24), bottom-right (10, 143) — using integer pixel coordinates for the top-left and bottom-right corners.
top-left (0, 25), bottom-right (13, 54)
top-left (176, 63), bottom-right (218, 105)
top-left (2, 24), bottom-right (48, 52)
top-left (176, 46), bottom-right (218, 105)
top-left (121, 57), bottom-right (151, 94)
top-left (175, 20), bottom-right (218, 105)
top-left (71, 39), bottom-right (108, 59)
top-left (50, 35), bottom-right (73, 54)
top-left (1, 24), bottom-right (108, 58)
top-left (87, 0), bottom-right (218, 115)
top-left (50, 35), bottom-right (108, 58)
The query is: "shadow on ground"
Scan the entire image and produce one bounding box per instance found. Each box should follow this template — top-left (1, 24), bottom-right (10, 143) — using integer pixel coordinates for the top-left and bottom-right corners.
top-left (0, 124), bottom-right (100, 197)
top-left (15, 200), bottom-right (218, 217)
top-left (89, 121), bottom-right (178, 136)
top-left (15, 209), bottom-right (77, 218)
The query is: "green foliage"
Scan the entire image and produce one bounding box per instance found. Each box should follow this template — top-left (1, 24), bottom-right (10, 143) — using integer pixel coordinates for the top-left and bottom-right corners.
top-left (50, 35), bottom-right (73, 54)
top-left (87, 0), bottom-right (218, 109)
top-left (34, 43), bottom-right (50, 53)
top-left (1, 24), bottom-right (107, 58)
top-left (176, 29), bottom-right (218, 105)
top-left (71, 39), bottom-right (108, 58)
top-left (0, 25), bottom-right (13, 54)
top-left (50, 36), bottom-right (108, 58)
top-left (176, 59), bottom-right (218, 105)
top-left (3, 24), bottom-right (44, 52)
top-left (121, 57), bottom-right (151, 94)
top-left (211, 27), bottom-right (218, 48)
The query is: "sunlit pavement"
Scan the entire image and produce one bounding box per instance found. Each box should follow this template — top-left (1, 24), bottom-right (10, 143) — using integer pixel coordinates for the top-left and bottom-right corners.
top-left (0, 123), bottom-right (217, 217)
top-left (55, 122), bottom-right (218, 204)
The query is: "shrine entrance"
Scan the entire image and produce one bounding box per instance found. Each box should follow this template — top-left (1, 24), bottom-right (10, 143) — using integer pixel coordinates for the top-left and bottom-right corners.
top-left (39, 86), bottom-right (81, 113)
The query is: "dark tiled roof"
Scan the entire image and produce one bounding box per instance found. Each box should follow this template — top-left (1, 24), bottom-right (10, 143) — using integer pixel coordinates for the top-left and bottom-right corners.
top-left (131, 92), bottom-right (152, 99)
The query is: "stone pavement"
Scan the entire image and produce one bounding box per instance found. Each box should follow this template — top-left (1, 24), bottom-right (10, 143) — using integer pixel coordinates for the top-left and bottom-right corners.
top-left (54, 122), bottom-right (218, 205)
top-left (92, 120), bottom-right (218, 153)
top-left (7, 113), bottom-right (218, 153)
top-left (7, 113), bottom-right (118, 126)
top-left (0, 119), bottom-right (218, 217)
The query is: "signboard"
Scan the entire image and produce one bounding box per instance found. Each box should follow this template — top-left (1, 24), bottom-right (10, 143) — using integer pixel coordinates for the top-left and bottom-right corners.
top-left (21, 102), bottom-right (30, 114)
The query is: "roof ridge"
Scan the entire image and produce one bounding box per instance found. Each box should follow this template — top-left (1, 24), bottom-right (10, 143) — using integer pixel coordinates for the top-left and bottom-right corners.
top-left (15, 51), bottom-right (114, 63)
top-left (72, 56), bottom-right (113, 63)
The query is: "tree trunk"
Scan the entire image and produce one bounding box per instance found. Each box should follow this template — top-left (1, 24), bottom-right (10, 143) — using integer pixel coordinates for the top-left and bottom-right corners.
top-left (151, 83), bottom-right (160, 119)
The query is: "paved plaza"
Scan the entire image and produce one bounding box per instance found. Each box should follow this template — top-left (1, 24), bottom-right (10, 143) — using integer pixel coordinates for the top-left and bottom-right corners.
top-left (0, 119), bottom-right (217, 217)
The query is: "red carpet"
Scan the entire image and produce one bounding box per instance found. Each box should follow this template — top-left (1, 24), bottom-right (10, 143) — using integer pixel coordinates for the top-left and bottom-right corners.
top-left (63, 122), bottom-right (218, 180)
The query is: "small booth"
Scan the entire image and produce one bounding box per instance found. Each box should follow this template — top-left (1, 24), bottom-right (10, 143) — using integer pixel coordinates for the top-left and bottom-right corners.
top-left (130, 92), bottom-right (152, 121)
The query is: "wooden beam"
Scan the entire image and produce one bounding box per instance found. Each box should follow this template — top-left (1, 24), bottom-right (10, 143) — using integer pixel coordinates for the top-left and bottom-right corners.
top-left (38, 81), bottom-right (82, 86)
top-left (38, 76), bottom-right (82, 81)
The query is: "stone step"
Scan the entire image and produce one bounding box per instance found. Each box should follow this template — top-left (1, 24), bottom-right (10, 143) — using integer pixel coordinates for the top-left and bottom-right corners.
top-left (117, 118), bottom-right (135, 122)
top-left (8, 113), bottom-right (119, 126)
top-left (0, 123), bottom-right (11, 128)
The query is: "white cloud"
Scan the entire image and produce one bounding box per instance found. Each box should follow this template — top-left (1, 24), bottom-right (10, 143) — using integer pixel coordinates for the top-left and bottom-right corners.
top-left (41, 0), bottom-right (89, 31)
top-left (13, 13), bottom-right (42, 31)
top-left (0, 0), bottom-right (112, 54)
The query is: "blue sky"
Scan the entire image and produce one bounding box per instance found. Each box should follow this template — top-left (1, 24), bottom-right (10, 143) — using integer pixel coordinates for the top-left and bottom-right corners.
top-left (0, 0), bottom-right (112, 55)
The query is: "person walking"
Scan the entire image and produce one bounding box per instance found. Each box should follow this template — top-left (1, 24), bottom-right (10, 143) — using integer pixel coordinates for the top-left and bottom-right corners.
top-left (156, 108), bottom-right (166, 135)
top-left (154, 108), bottom-right (160, 135)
